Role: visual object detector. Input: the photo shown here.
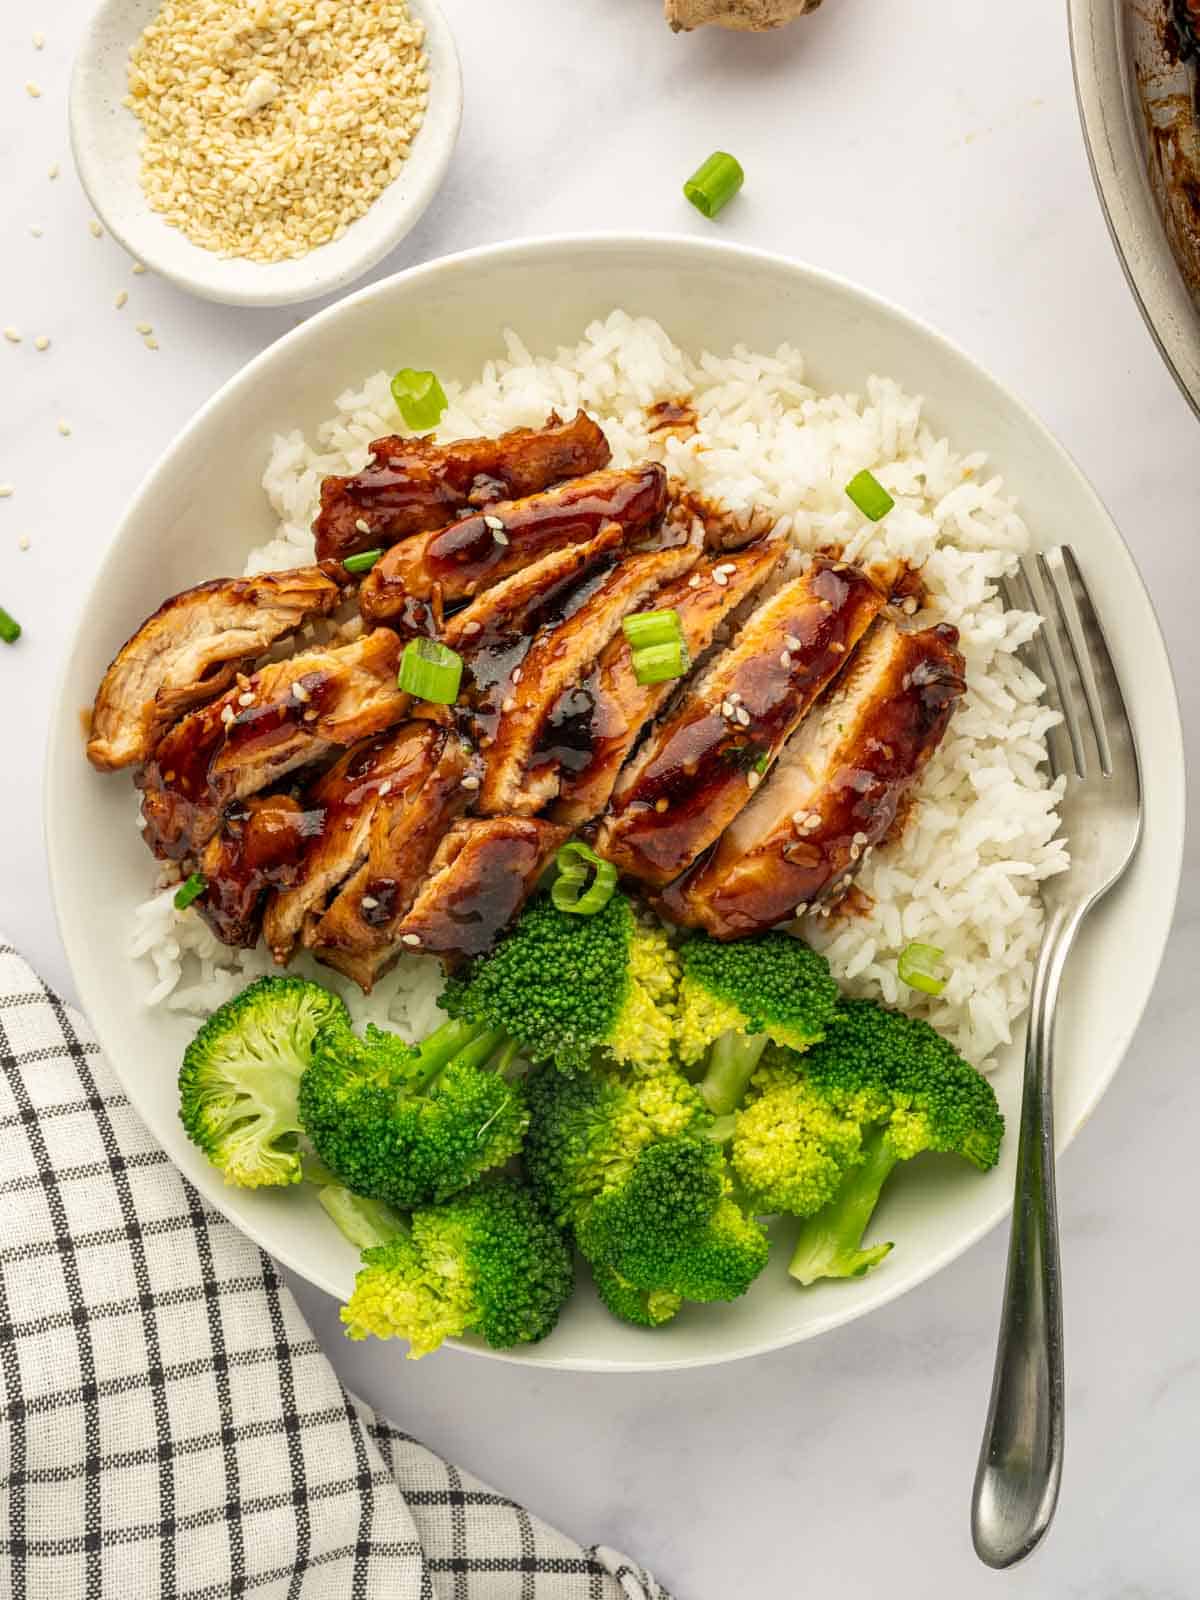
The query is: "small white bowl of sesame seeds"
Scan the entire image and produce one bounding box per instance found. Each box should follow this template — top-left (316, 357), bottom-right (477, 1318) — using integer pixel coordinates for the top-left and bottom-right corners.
top-left (69, 0), bottom-right (463, 308)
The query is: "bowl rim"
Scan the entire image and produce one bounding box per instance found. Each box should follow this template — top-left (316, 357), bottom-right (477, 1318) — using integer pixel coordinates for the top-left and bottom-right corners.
top-left (68, 0), bottom-right (464, 308)
top-left (46, 232), bottom-right (1187, 1371)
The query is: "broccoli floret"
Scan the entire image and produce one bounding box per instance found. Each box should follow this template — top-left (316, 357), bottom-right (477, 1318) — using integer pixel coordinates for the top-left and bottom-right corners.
top-left (335, 1177), bottom-right (574, 1358)
top-left (440, 893), bottom-right (679, 1075)
top-left (781, 1000), bottom-right (1005, 1285)
top-left (525, 1064), bottom-right (767, 1319)
top-left (677, 932), bottom-right (840, 1114)
top-left (591, 1263), bottom-right (682, 1329)
top-left (179, 976), bottom-right (347, 1188)
top-left (298, 1013), bottom-right (528, 1209)
top-left (730, 1048), bottom-right (867, 1217)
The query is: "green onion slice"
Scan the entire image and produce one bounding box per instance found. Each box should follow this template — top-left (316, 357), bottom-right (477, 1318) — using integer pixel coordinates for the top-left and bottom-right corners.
top-left (622, 608), bottom-right (682, 651)
top-left (174, 872), bottom-right (207, 911)
top-left (631, 638), bottom-right (689, 687)
top-left (0, 607), bottom-right (20, 645)
top-left (683, 152), bottom-right (745, 220)
top-left (551, 841), bottom-right (618, 916)
top-left (343, 547), bottom-right (383, 575)
top-left (898, 941), bottom-right (947, 996)
top-left (391, 368), bottom-right (448, 432)
top-left (845, 469), bottom-right (895, 522)
top-left (398, 638), bottom-right (463, 704)
top-left (753, 751), bottom-right (770, 775)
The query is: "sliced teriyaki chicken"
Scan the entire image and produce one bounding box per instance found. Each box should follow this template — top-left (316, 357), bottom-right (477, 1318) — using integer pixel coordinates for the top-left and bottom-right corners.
top-left (138, 629), bottom-right (409, 860)
top-left (394, 817), bottom-right (569, 966)
top-left (87, 565), bottom-right (344, 771)
top-left (549, 539), bottom-right (786, 827)
top-left (313, 410), bottom-right (611, 561)
top-left (305, 730), bottom-right (477, 991)
top-left (593, 558), bottom-right (885, 888)
top-left (358, 464), bottom-right (668, 625)
top-left (197, 794), bottom-right (325, 948)
top-left (477, 539), bottom-right (703, 816)
top-left (259, 722), bottom-right (452, 961)
top-left (444, 523), bottom-right (627, 745)
top-left (658, 621), bottom-right (967, 938)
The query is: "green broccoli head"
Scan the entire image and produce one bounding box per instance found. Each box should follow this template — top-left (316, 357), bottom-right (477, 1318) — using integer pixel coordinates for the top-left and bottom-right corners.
top-left (591, 1263), bottom-right (682, 1329)
top-left (677, 932), bottom-right (840, 1116)
top-left (179, 976), bottom-right (347, 1188)
top-left (439, 893), bottom-right (679, 1075)
top-left (340, 1177), bottom-right (574, 1357)
top-left (298, 1015), bottom-right (528, 1209)
top-left (730, 1048), bottom-right (866, 1217)
top-left (786, 1000), bottom-right (1005, 1286)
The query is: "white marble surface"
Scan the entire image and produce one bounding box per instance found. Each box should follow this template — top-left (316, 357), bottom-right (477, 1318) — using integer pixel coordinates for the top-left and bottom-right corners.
top-left (2, 0), bottom-right (1197, 1591)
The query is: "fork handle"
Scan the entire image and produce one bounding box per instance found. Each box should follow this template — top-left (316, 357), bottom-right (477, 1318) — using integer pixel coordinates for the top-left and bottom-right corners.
top-left (971, 901), bottom-right (1077, 1568)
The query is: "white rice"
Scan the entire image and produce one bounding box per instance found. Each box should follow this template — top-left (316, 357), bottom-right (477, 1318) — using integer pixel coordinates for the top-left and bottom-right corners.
top-left (134, 310), bottom-right (1067, 1069)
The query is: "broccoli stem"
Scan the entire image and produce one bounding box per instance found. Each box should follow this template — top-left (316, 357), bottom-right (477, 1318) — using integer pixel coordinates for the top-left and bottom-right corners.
top-left (788, 1127), bottom-right (898, 1286)
top-left (699, 1031), bottom-right (770, 1116)
top-left (411, 1016), bottom-right (493, 1080)
top-left (319, 1185), bottom-right (406, 1251)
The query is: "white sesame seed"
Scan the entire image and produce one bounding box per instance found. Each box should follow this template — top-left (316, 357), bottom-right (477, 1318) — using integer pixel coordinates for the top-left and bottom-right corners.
top-left (687, 574), bottom-right (702, 589)
top-left (3, 328), bottom-right (20, 344)
top-left (34, 336), bottom-right (49, 352)
top-left (501, 696), bottom-right (516, 713)
top-left (713, 571), bottom-right (728, 588)
top-left (131, 262), bottom-right (146, 274)
top-left (88, 221), bottom-right (104, 240)
top-left (792, 811), bottom-right (809, 827)
top-left (511, 668), bottom-right (521, 683)
top-left (401, 933), bottom-right (423, 948)
top-left (354, 518), bottom-right (371, 534)
top-left (378, 780), bottom-right (392, 796)
top-left (18, 535), bottom-right (30, 551)
top-left (736, 708), bottom-right (751, 728)
top-left (461, 620), bottom-right (482, 637)
top-left (144, 337), bottom-right (159, 351)
top-left (460, 774), bottom-right (481, 791)
top-left (135, 322), bottom-right (152, 335)
top-left (785, 634), bottom-right (802, 651)
top-left (33, 33), bottom-right (45, 48)
top-left (29, 224), bottom-right (43, 238)
top-left (47, 163), bottom-right (58, 180)
top-left (114, 291), bottom-right (128, 310)
top-left (830, 641), bottom-right (846, 654)
top-left (747, 770), bottom-right (760, 789)
top-left (237, 692), bottom-right (254, 707)
top-left (483, 514), bottom-right (504, 531)
top-left (779, 651), bottom-right (791, 669)
top-left (492, 529), bottom-right (509, 546)
top-left (25, 82), bottom-right (41, 99)
top-left (819, 599), bottom-right (833, 613)
top-left (727, 691), bottom-right (742, 704)
top-left (360, 895), bottom-right (379, 911)
top-left (220, 705), bottom-right (236, 727)
top-left (849, 843), bottom-right (861, 861)
top-left (852, 831), bottom-right (869, 846)
top-left (721, 699), bottom-right (735, 719)
top-left (902, 595), bottom-right (918, 615)
top-left (57, 420), bottom-right (70, 436)
top-left (292, 682), bottom-right (311, 704)
top-left (0, 485), bottom-right (13, 497)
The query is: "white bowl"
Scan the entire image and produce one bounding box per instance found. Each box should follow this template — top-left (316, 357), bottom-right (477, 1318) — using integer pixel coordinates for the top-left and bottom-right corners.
top-left (46, 235), bottom-right (1186, 1371)
top-left (69, 0), bottom-right (463, 308)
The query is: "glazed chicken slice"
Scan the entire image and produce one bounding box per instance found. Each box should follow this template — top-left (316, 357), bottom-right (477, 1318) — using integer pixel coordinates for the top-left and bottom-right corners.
top-left (593, 558), bottom-right (885, 888)
top-left (313, 410), bottom-right (611, 561)
top-left (358, 464), bottom-right (668, 626)
top-left (258, 722), bottom-right (451, 961)
top-left (138, 629), bottom-right (408, 860)
top-left (550, 539), bottom-right (786, 827)
top-left (197, 794), bottom-right (325, 948)
top-left (87, 565), bottom-right (344, 771)
top-left (306, 730), bottom-right (477, 990)
top-left (478, 539), bottom-right (703, 816)
top-left (394, 817), bottom-right (569, 966)
top-left (659, 621), bottom-right (966, 938)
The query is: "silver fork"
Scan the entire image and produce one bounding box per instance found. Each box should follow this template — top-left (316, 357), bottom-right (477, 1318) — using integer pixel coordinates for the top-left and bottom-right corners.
top-left (971, 545), bottom-right (1142, 1568)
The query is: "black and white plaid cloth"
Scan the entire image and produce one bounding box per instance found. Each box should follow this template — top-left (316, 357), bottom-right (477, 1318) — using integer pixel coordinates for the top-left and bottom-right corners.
top-left (0, 937), bottom-right (672, 1600)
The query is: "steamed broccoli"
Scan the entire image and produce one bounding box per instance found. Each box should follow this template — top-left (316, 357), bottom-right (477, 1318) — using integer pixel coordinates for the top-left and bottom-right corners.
top-left (179, 976), bottom-right (347, 1188)
top-left (769, 1000), bottom-right (1005, 1285)
top-left (524, 1063), bottom-right (767, 1325)
top-left (327, 1177), bottom-right (573, 1358)
top-left (677, 932), bottom-right (840, 1114)
top-left (439, 893), bottom-right (679, 1076)
top-left (298, 1013), bottom-right (527, 1210)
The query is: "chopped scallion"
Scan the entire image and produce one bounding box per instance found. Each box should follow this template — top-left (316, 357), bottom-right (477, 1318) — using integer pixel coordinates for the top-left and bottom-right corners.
top-left (631, 638), bottom-right (689, 686)
top-left (622, 608), bottom-right (682, 651)
top-left (683, 152), bottom-right (745, 220)
top-left (845, 469), bottom-right (895, 522)
top-left (398, 637), bottom-right (463, 704)
top-left (391, 367), bottom-right (448, 432)
top-left (343, 547), bottom-right (383, 575)
top-left (551, 841), bottom-right (618, 916)
top-left (754, 751), bottom-right (770, 775)
top-left (898, 941), bottom-right (947, 996)
top-left (174, 872), bottom-right (207, 911)
top-left (0, 607), bottom-right (20, 645)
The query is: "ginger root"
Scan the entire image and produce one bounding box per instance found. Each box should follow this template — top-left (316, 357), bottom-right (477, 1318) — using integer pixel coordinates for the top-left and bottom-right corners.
top-left (665, 0), bottom-right (822, 29)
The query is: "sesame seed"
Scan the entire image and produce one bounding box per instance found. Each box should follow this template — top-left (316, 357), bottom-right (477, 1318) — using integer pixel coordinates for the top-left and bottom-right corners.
top-left (804, 814), bottom-right (822, 833)
top-left (654, 797), bottom-right (669, 813)
top-left (849, 843), bottom-right (861, 861)
top-left (819, 599), bottom-right (833, 613)
top-left (238, 692), bottom-right (254, 707)
top-left (88, 221), bottom-right (103, 240)
top-left (114, 291), bottom-right (128, 310)
top-left (746, 770), bottom-right (760, 789)
top-left (378, 780), bottom-right (392, 796)
top-left (460, 774), bottom-right (481, 791)
top-left (902, 595), bottom-right (918, 615)
top-left (131, 262), bottom-right (146, 274)
top-left (360, 895), bottom-right (379, 910)
top-left (220, 705), bottom-right (236, 726)
top-left (483, 515), bottom-right (504, 530)
top-left (829, 640), bottom-right (845, 654)
top-left (461, 620), bottom-right (482, 637)
top-left (501, 696), bottom-right (516, 713)
top-left (727, 691), bottom-right (742, 704)
top-left (785, 634), bottom-right (802, 651)
top-left (302, 708), bottom-right (317, 722)
top-left (736, 708), bottom-right (751, 727)
top-left (721, 700), bottom-right (735, 719)
top-left (833, 562), bottom-right (850, 573)
top-left (144, 337), bottom-right (159, 351)
top-left (354, 518), bottom-right (371, 534)
top-left (57, 420), bottom-right (71, 436)
top-left (0, 484), bottom-right (13, 498)
top-left (3, 328), bottom-right (20, 344)
top-left (792, 811), bottom-right (809, 827)
top-left (713, 571), bottom-right (728, 588)
top-left (47, 163), bottom-right (59, 180)
top-left (687, 574), bottom-right (702, 589)
top-left (33, 33), bottom-right (45, 48)
top-left (18, 535), bottom-right (30, 551)
top-left (779, 651), bottom-right (791, 669)
top-left (135, 322), bottom-right (152, 335)
top-left (29, 224), bottom-right (43, 238)
top-left (852, 831), bottom-right (869, 846)
top-left (292, 681), bottom-right (311, 703)
top-left (511, 668), bottom-right (521, 683)
top-left (25, 82), bottom-right (41, 99)
top-left (401, 933), bottom-right (423, 948)
top-left (33, 336), bottom-right (50, 352)
top-left (491, 528), bottom-right (509, 546)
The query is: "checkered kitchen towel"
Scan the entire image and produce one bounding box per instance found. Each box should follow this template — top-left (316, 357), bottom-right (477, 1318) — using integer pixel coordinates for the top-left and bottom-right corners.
top-left (0, 938), bottom-right (671, 1600)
